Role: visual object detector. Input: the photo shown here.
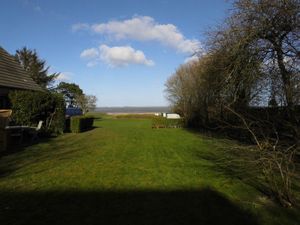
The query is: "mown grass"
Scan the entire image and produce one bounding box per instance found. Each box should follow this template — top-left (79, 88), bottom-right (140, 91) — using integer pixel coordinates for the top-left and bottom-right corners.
top-left (0, 115), bottom-right (299, 225)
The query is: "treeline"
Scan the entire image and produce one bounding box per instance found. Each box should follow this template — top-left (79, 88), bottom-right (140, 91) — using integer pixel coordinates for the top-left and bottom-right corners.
top-left (15, 47), bottom-right (97, 113)
top-left (165, 0), bottom-right (299, 207)
top-left (9, 47), bottom-right (97, 134)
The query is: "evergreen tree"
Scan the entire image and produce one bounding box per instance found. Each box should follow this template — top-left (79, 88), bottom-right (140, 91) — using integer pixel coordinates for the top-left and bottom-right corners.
top-left (15, 47), bottom-right (59, 88)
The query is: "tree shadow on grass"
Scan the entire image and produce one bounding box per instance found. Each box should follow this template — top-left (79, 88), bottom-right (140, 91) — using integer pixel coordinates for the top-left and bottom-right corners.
top-left (0, 188), bottom-right (260, 225)
top-left (184, 128), bottom-right (265, 190)
top-left (2, 123), bottom-right (103, 157)
top-left (0, 128), bottom-right (102, 178)
top-left (186, 128), bottom-right (300, 221)
top-left (0, 136), bottom-right (56, 157)
top-left (189, 128), bottom-right (300, 202)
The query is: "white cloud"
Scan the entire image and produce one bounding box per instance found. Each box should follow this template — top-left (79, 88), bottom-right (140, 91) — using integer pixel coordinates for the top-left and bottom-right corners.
top-left (184, 55), bottom-right (199, 64)
top-left (184, 50), bottom-right (207, 64)
top-left (87, 61), bottom-right (99, 68)
top-left (56, 72), bottom-right (72, 81)
top-left (72, 23), bottom-right (90, 32)
top-left (80, 48), bottom-right (99, 59)
top-left (73, 16), bottom-right (201, 54)
top-left (99, 45), bottom-right (154, 67)
top-left (80, 45), bottom-right (154, 67)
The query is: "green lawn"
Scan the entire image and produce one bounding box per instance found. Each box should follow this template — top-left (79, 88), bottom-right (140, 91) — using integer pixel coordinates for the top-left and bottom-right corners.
top-left (0, 116), bottom-right (299, 225)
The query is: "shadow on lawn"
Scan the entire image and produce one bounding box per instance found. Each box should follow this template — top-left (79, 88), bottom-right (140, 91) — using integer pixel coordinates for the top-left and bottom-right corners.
top-left (185, 128), bottom-right (266, 192)
top-left (2, 123), bottom-right (101, 157)
top-left (0, 188), bottom-right (260, 225)
top-left (187, 129), bottom-right (300, 214)
top-left (0, 128), bottom-right (101, 178)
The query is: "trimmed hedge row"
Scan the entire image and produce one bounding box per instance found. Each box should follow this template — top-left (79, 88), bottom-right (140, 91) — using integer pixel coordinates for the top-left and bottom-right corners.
top-left (152, 117), bottom-right (184, 128)
top-left (70, 116), bottom-right (94, 133)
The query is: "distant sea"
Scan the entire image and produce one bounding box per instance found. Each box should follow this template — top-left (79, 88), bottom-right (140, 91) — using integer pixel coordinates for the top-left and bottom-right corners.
top-left (94, 106), bottom-right (171, 114)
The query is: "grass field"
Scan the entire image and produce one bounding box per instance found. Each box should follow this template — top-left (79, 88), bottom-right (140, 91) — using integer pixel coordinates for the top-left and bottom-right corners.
top-left (0, 115), bottom-right (299, 225)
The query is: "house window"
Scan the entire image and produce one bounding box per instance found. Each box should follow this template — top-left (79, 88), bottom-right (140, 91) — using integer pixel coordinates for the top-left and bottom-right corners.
top-left (0, 96), bottom-right (9, 109)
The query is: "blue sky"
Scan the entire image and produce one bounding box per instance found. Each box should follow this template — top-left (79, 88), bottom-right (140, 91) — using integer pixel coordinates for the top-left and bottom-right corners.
top-left (0, 0), bottom-right (230, 106)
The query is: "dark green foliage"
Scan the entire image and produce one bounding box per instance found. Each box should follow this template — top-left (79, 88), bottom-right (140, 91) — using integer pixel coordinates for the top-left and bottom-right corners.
top-left (152, 116), bottom-right (184, 128)
top-left (49, 93), bottom-right (66, 135)
top-left (56, 82), bottom-right (83, 107)
top-left (9, 90), bottom-right (65, 135)
top-left (65, 117), bottom-right (71, 132)
top-left (70, 116), bottom-right (94, 133)
top-left (268, 96), bottom-right (278, 107)
top-left (15, 47), bottom-right (59, 88)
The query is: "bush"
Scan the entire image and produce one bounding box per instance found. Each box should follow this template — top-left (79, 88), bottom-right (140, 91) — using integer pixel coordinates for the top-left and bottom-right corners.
top-left (49, 93), bottom-right (66, 135)
top-left (9, 90), bottom-right (65, 135)
top-left (70, 116), bottom-right (94, 133)
top-left (152, 116), bottom-right (184, 128)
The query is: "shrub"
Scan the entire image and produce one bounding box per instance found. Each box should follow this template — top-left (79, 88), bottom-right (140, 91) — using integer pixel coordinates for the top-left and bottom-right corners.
top-left (9, 90), bottom-right (65, 135)
top-left (70, 116), bottom-right (94, 133)
top-left (152, 116), bottom-right (184, 128)
top-left (49, 93), bottom-right (66, 135)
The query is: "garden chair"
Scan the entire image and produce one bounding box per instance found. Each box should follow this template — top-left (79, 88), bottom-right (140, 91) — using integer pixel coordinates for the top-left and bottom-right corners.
top-left (28, 120), bottom-right (43, 142)
top-left (1, 110), bottom-right (28, 145)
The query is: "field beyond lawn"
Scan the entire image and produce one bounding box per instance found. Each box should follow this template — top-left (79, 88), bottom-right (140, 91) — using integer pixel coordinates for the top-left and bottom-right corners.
top-left (0, 115), bottom-right (299, 225)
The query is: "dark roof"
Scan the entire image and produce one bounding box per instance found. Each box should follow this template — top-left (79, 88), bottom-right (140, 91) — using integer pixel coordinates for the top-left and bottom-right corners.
top-left (0, 46), bottom-right (44, 91)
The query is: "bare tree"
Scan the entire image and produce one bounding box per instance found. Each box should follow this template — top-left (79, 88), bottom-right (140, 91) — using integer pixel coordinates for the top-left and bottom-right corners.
top-left (165, 0), bottom-right (299, 207)
top-left (76, 94), bottom-right (97, 114)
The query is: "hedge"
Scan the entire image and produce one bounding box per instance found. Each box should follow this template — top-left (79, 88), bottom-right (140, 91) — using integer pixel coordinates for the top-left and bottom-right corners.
top-left (70, 116), bottom-right (94, 133)
top-left (9, 90), bottom-right (65, 135)
top-left (152, 116), bottom-right (184, 128)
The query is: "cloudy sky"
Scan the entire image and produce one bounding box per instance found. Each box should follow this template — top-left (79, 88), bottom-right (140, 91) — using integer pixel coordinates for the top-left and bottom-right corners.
top-left (0, 0), bottom-right (230, 106)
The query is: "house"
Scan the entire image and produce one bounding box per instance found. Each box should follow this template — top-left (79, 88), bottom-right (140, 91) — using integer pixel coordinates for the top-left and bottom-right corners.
top-left (0, 46), bottom-right (43, 108)
top-left (0, 46), bottom-right (44, 151)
